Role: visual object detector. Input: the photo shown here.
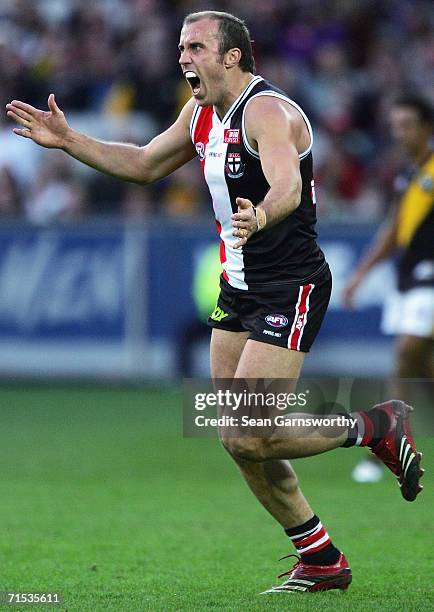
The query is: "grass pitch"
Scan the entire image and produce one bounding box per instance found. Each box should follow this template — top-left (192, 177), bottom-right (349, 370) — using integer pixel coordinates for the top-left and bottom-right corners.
top-left (0, 386), bottom-right (432, 611)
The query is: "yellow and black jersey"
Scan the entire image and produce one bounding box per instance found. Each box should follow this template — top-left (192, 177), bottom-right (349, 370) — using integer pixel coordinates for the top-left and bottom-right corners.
top-left (395, 152), bottom-right (434, 291)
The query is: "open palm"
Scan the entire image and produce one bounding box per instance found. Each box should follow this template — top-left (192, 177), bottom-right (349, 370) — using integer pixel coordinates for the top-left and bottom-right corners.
top-left (6, 94), bottom-right (69, 149)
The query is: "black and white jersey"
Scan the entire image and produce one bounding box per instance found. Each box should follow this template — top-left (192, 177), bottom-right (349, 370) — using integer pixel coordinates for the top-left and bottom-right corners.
top-left (190, 75), bottom-right (325, 290)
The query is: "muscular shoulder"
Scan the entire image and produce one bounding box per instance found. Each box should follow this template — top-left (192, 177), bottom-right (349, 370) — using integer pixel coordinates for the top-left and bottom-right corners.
top-left (178, 96), bottom-right (197, 128)
top-left (244, 95), bottom-right (309, 153)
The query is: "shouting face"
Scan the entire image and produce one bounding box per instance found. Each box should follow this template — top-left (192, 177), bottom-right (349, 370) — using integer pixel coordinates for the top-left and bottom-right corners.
top-left (179, 18), bottom-right (227, 107)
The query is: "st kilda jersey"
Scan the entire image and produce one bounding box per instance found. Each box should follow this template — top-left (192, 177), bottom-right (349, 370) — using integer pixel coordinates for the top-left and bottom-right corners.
top-left (190, 75), bottom-right (326, 290)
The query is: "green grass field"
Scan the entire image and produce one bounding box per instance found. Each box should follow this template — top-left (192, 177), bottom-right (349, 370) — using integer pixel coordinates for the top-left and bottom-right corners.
top-left (0, 386), bottom-right (432, 611)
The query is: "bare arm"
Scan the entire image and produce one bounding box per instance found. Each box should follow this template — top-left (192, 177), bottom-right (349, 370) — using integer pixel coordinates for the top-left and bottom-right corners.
top-left (6, 94), bottom-right (197, 184)
top-left (342, 208), bottom-right (398, 308)
top-left (231, 97), bottom-right (304, 248)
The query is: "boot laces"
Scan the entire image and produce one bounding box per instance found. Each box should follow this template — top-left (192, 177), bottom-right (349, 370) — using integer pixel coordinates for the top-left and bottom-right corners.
top-left (277, 553), bottom-right (301, 579)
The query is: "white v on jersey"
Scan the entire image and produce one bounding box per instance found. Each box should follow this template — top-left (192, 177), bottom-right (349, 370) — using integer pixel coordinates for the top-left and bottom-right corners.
top-left (191, 75), bottom-right (325, 290)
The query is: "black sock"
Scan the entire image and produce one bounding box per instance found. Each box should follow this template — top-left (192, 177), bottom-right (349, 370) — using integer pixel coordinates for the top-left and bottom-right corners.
top-left (284, 515), bottom-right (341, 566)
top-left (341, 408), bottom-right (389, 448)
top-left (366, 406), bottom-right (389, 447)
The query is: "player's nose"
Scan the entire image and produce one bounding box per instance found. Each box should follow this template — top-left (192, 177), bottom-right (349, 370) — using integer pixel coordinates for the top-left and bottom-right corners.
top-left (179, 50), bottom-right (190, 66)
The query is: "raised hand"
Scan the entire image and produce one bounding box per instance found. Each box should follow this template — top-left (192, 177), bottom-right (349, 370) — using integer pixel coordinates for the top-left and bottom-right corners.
top-left (6, 94), bottom-right (70, 149)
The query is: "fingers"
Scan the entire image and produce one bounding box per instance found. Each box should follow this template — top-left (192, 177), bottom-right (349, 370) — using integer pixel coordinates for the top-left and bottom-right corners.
top-left (232, 219), bottom-right (250, 229)
top-left (233, 198), bottom-right (254, 221)
top-left (6, 107), bottom-right (32, 126)
top-left (7, 99), bottom-right (39, 115)
top-left (232, 212), bottom-right (252, 221)
top-left (233, 227), bottom-right (248, 238)
top-left (48, 93), bottom-right (60, 114)
top-left (236, 197), bottom-right (253, 209)
top-left (233, 235), bottom-right (248, 249)
top-left (12, 128), bottom-right (33, 139)
top-left (232, 197), bottom-right (256, 248)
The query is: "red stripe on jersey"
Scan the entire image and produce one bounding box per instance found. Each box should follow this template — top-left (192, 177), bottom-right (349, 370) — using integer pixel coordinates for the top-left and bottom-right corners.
top-left (193, 106), bottom-right (213, 174)
top-left (215, 220), bottom-right (229, 282)
top-left (289, 283), bottom-right (314, 350)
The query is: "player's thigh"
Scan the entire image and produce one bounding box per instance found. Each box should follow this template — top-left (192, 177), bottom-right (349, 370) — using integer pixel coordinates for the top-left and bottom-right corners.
top-left (235, 339), bottom-right (305, 379)
top-left (210, 328), bottom-right (249, 379)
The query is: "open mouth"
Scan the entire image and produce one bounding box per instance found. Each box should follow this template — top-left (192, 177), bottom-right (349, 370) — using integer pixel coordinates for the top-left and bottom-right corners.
top-left (184, 70), bottom-right (201, 95)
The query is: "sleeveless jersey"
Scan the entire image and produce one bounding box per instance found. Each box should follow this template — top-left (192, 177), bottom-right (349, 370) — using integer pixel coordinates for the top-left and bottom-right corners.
top-left (394, 152), bottom-right (434, 291)
top-left (190, 75), bottom-right (325, 290)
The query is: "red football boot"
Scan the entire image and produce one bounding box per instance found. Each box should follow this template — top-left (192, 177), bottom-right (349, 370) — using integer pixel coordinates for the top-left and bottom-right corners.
top-left (261, 553), bottom-right (352, 593)
top-left (368, 400), bottom-right (424, 501)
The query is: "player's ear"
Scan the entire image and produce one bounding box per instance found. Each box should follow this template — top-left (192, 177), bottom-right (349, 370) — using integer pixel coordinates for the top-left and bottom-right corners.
top-left (224, 48), bottom-right (242, 69)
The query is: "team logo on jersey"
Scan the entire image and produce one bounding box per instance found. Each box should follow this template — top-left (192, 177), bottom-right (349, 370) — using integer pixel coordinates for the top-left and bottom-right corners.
top-left (265, 314), bottom-right (289, 328)
top-left (225, 152), bottom-right (245, 179)
top-left (195, 142), bottom-right (205, 161)
top-left (224, 129), bottom-right (240, 144)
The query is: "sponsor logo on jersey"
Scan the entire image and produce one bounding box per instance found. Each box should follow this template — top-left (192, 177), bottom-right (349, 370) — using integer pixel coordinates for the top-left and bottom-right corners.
top-left (225, 152), bottom-right (245, 179)
top-left (195, 142), bottom-right (205, 161)
top-left (265, 314), bottom-right (288, 328)
top-left (224, 129), bottom-right (240, 144)
top-left (210, 306), bottom-right (229, 322)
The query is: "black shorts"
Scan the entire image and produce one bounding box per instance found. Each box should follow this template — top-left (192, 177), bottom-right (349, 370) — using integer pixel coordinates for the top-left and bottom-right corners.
top-left (208, 264), bottom-right (332, 352)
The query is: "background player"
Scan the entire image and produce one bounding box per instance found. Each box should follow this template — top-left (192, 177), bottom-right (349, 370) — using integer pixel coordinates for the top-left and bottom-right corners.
top-left (343, 96), bottom-right (433, 483)
top-left (6, 11), bottom-right (423, 595)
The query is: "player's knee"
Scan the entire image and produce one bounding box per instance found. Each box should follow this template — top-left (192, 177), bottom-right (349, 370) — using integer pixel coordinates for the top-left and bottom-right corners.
top-left (221, 435), bottom-right (268, 462)
top-left (284, 472), bottom-right (300, 494)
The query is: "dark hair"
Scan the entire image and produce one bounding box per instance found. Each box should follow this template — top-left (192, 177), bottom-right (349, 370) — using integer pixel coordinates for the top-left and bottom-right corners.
top-left (183, 11), bottom-right (255, 73)
top-left (393, 95), bottom-right (433, 127)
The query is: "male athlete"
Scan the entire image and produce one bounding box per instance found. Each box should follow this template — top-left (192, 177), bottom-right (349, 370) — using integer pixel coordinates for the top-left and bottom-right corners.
top-left (344, 97), bottom-right (433, 482)
top-left (6, 11), bottom-right (423, 595)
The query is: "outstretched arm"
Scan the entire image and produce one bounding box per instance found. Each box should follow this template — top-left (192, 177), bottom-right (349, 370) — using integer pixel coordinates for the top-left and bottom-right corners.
top-left (6, 94), bottom-right (197, 184)
top-left (342, 210), bottom-right (398, 308)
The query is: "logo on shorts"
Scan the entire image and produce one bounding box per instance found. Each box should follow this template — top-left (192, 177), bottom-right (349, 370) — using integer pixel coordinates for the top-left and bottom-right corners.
top-left (263, 329), bottom-right (282, 337)
top-left (225, 152), bottom-right (245, 178)
top-left (195, 142), bottom-right (205, 161)
top-left (265, 314), bottom-right (288, 328)
top-left (210, 306), bottom-right (228, 322)
top-left (294, 314), bottom-right (305, 330)
top-left (224, 129), bottom-right (240, 144)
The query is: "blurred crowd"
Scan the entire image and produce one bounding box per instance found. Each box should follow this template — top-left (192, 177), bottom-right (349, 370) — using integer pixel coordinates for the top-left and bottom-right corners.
top-left (0, 0), bottom-right (433, 224)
